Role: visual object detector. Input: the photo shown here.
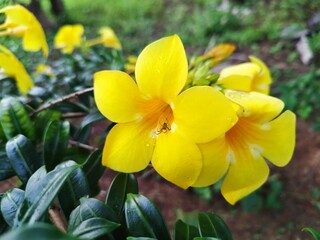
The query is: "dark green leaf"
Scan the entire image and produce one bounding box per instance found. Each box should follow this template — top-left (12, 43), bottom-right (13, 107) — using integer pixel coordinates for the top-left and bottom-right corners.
top-left (82, 150), bottom-right (105, 196)
top-left (106, 173), bottom-right (138, 217)
top-left (1, 222), bottom-right (78, 240)
top-left (57, 160), bottom-right (90, 218)
top-left (42, 120), bottom-right (70, 171)
top-left (197, 213), bottom-right (233, 240)
top-left (173, 220), bottom-right (199, 240)
top-left (72, 217), bottom-right (119, 239)
top-left (302, 227), bottom-right (320, 240)
top-left (13, 164), bottom-right (80, 228)
top-left (68, 197), bottom-right (119, 232)
top-left (6, 134), bottom-right (42, 183)
top-left (0, 146), bottom-right (15, 181)
top-left (194, 238), bottom-right (220, 240)
top-left (127, 237), bottom-right (157, 240)
top-left (1, 188), bottom-right (24, 226)
top-left (0, 97), bottom-right (35, 140)
top-left (34, 109), bottom-right (61, 137)
top-left (125, 194), bottom-right (171, 240)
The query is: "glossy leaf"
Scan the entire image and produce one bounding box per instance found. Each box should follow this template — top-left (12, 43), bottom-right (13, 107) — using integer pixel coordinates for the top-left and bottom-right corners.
top-left (82, 149), bottom-right (105, 196)
top-left (34, 109), bottom-right (61, 137)
top-left (106, 173), bottom-right (138, 217)
top-left (0, 97), bottom-right (35, 140)
top-left (197, 213), bottom-right (233, 240)
top-left (6, 134), bottom-right (42, 183)
top-left (1, 223), bottom-right (78, 240)
top-left (13, 164), bottom-right (80, 228)
top-left (173, 220), bottom-right (199, 240)
top-left (0, 146), bottom-right (15, 181)
top-left (57, 160), bottom-right (90, 218)
top-left (302, 227), bottom-right (320, 240)
top-left (71, 217), bottom-right (119, 239)
top-left (68, 197), bottom-right (119, 232)
top-left (42, 120), bottom-right (70, 171)
top-left (125, 194), bottom-right (171, 240)
top-left (1, 188), bottom-right (24, 226)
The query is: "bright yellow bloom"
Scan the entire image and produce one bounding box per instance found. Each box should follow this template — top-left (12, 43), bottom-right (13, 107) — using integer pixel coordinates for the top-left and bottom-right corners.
top-left (94, 35), bottom-right (238, 188)
top-left (200, 43), bottom-right (236, 67)
top-left (0, 45), bottom-right (33, 93)
top-left (193, 90), bottom-right (295, 205)
top-left (54, 24), bottom-right (84, 54)
top-left (87, 27), bottom-right (122, 49)
top-left (0, 5), bottom-right (48, 57)
top-left (217, 56), bottom-right (272, 94)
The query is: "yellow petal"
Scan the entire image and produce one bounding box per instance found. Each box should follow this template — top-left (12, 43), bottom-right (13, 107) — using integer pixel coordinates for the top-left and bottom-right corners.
top-left (255, 110), bottom-right (296, 167)
top-left (249, 56), bottom-right (272, 94)
top-left (225, 90), bottom-right (284, 123)
top-left (221, 147), bottom-right (269, 205)
top-left (219, 62), bottom-right (260, 81)
top-left (173, 86), bottom-right (238, 143)
top-left (23, 25), bottom-right (49, 57)
top-left (15, 66), bottom-right (34, 94)
top-left (135, 35), bottom-right (187, 102)
top-left (0, 5), bottom-right (28, 25)
top-left (217, 75), bottom-right (252, 91)
top-left (192, 137), bottom-right (229, 187)
top-left (94, 70), bottom-right (143, 123)
top-left (152, 131), bottom-right (202, 189)
top-left (102, 122), bottom-right (155, 172)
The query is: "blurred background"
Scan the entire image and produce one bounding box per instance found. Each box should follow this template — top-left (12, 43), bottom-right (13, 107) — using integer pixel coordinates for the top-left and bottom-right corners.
top-left (1, 0), bottom-right (320, 239)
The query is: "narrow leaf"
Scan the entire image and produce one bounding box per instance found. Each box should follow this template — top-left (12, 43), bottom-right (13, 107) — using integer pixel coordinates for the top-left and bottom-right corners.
top-left (302, 227), bottom-right (320, 240)
top-left (1, 188), bottom-right (24, 226)
top-left (82, 149), bottom-right (105, 196)
top-left (125, 194), bottom-right (171, 240)
top-left (1, 222), bottom-right (78, 240)
top-left (106, 173), bottom-right (138, 217)
top-left (34, 109), bottom-right (61, 137)
top-left (57, 160), bottom-right (90, 218)
top-left (197, 213), bottom-right (233, 240)
top-left (68, 197), bottom-right (118, 232)
top-left (0, 146), bottom-right (15, 181)
top-left (14, 164), bottom-right (80, 227)
top-left (173, 220), bottom-right (200, 240)
top-left (42, 120), bottom-right (70, 171)
top-left (6, 135), bottom-right (42, 183)
top-left (72, 217), bottom-right (119, 239)
top-left (0, 97), bottom-right (35, 140)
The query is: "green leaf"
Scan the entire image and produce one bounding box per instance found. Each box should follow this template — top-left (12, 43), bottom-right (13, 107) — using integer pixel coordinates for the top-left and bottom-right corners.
top-left (34, 109), bottom-right (61, 137)
top-left (302, 227), bottom-right (320, 240)
top-left (106, 173), bottom-right (138, 218)
top-left (68, 197), bottom-right (119, 232)
top-left (74, 110), bottom-right (105, 143)
top-left (82, 150), bottom-right (105, 196)
top-left (0, 146), bottom-right (15, 181)
top-left (125, 194), bottom-right (171, 240)
top-left (197, 213), bottom-right (233, 240)
top-left (42, 120), bottom-right (70, 171)
top-left (6, 134), bottom-right (42, 183)
top-left (72, 217), bottom-right (119, 239)
top-left (13, 164), bottom-right (80, 228)
top-left (1, 222), bottom-right (78, 240)
top-left (1, 188), bottom-right (24, 226)
top-left (57, 160), bottom-right (90, 219)
top-left (193, 238), bottom-right (219, 240)
top-left (173, 220), bottom-right (200, 240)
top-left (127, 237), bottom-right (157, 240)
top-left (0, 97), bottom-right (35, 140)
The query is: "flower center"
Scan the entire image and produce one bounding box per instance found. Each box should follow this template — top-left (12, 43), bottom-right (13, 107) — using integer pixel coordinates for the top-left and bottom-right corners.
top-left (140, 98), bottom-right (174, 136)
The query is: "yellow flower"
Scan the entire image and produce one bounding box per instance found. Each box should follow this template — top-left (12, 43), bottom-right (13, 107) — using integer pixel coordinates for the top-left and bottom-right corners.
top-left (124, 55), bottom-right (137, 74)
top-left (0, 45), bottom-right (34, 93)
top-left (87, 27), bottom-right (122, 49)
top-left (193, 90), bottom-right (296, 205)
top-left (217, 56), bottom-right (272, 94)
top-left (200, 43), bottom-right (236, 67)
top-left (34, 63), bottom-right (54, 77)
top-left (0, 5), bottom-right (49, 57)
top-left (94, 35), bottom-right (237, 188)
top-left (54, 24), bottom-right (84, 54)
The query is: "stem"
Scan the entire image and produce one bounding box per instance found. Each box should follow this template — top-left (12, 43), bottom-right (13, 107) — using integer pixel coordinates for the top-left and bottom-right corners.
top-left (62, 112), bottom-right (87, 119)
top-left (68, 139), bottom-right (99, 151)
top-left (86, 37), bottom-right (104, 47)
top-left (48, 205), bottom-right (67, 233)
top-left (32, 87), bottom-right (93, 115)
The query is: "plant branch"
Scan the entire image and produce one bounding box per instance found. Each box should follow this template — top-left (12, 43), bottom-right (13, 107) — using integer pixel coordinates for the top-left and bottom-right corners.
top-left (48, 205), bottom-right (67, 233)
top-left (32, 87), bottom-right (93, 115)
top-left (68, 139), bottom-right (99, 151)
